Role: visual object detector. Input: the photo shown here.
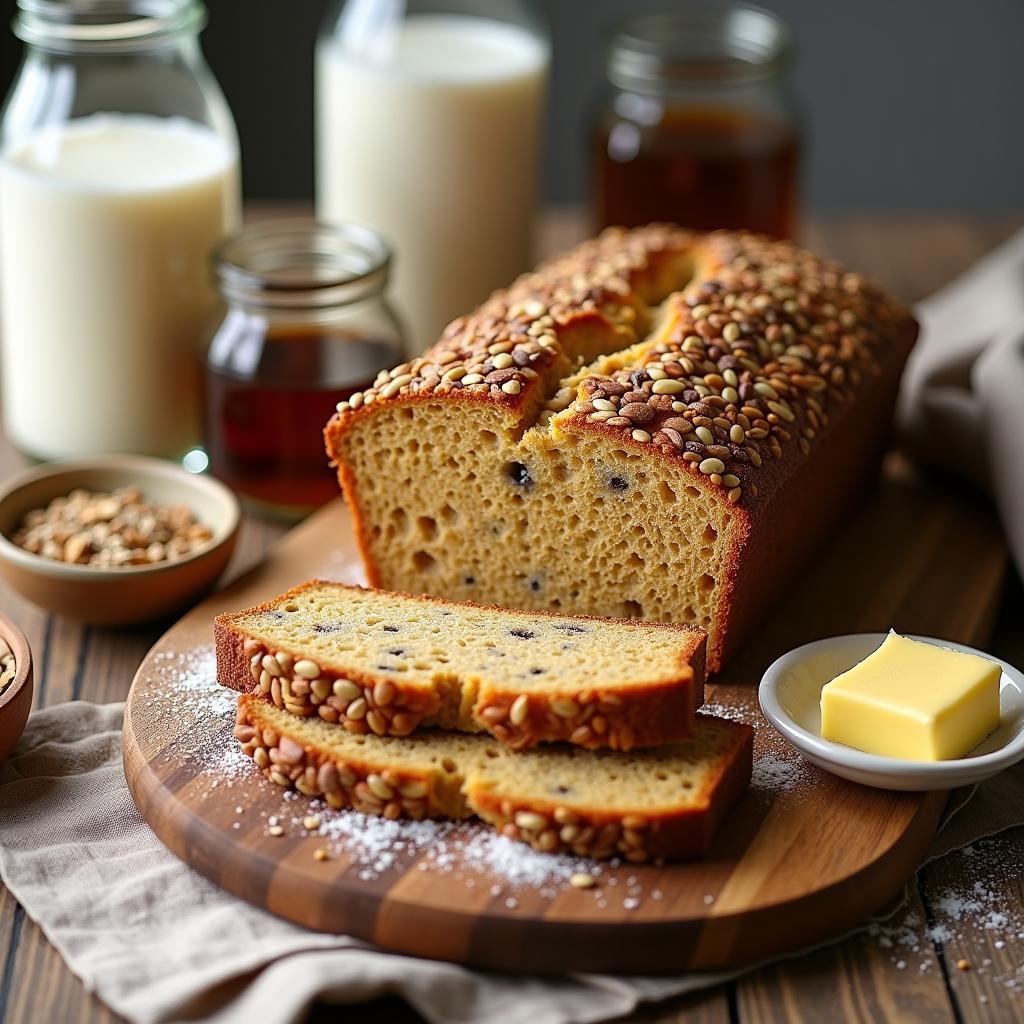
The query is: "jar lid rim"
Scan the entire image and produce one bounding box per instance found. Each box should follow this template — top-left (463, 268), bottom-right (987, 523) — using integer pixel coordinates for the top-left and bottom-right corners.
top-left (14, 0), bottom-right (206, 49)
top-left (214, 218), bottom-right (394, 310)
top-left (607, 3), bottom-right (793, 90)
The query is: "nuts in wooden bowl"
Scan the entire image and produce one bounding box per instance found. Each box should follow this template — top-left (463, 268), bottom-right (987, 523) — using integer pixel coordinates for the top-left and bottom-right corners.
top-left (0, 636), bottom-right (16, 697)
top-left (0, 456), bottom-right (240, 625)
top-left (12, 487), bottom-right (214, 568)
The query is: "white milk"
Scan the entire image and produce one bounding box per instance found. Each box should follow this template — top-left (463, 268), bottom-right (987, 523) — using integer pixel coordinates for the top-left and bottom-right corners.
top-left (0, 114), bottom-right (240, 459)
top-left (316, 14), bottom-right (548, 350)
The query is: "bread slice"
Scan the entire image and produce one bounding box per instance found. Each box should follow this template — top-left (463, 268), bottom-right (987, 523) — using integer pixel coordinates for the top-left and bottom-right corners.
top-left (323, 226), bottom-right (917, 671)
top-left (215, 581), bottom-right (706, 751)
top-left (234, 695), bottom-right (753, 862)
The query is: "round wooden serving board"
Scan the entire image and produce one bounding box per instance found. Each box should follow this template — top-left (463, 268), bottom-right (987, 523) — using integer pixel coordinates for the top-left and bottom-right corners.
top-left (124, 460), bottom-right (1006, 973)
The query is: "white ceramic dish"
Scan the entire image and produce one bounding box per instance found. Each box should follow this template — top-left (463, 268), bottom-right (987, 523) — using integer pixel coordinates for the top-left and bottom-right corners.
top-left (758, 633), bottom-right (1024, 791)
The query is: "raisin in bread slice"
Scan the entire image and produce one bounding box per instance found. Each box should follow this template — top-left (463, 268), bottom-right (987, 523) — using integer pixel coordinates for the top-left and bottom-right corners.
top-left (324, 226), bottom-right (917, 672)
top-left (234, 695), bottom-right (752, 862)
top-left (215, 581), bottom-right (705, 751)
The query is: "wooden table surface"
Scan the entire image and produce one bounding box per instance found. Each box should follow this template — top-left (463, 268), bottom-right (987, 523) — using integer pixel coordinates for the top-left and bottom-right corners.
top-left (2, 214), bottom-right (1023, 1024)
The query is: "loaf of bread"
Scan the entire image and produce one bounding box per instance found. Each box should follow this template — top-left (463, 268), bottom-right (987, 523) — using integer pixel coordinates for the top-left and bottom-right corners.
top-left (325, 227), bottom-right (917, 671)
top-left (215, 581), bottom-right (706, 751)
top-left (234, 695), bottom-right (753, 862)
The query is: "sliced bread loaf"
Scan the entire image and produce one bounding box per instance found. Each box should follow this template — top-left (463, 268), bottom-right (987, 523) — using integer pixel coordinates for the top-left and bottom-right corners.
top-left (216, 581), bottom-right (706, 751)
top-left (324, 227), bottom-right (917, 672)
top-left (234, 695), bottom-right (752, 862)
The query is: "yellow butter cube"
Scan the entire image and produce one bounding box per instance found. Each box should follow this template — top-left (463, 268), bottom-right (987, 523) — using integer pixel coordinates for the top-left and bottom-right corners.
top-left (820, 632), bottom-right (1001, 761)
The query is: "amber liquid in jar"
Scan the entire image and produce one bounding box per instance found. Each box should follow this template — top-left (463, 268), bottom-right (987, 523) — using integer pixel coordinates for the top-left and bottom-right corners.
top-left (204, 328), bottom-right (402, 516)
top-left (596, 106), bottom-right (799, 239)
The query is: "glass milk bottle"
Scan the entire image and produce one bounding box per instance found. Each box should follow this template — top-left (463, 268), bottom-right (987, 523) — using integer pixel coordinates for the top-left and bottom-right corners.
top-left (0, 0), bottom-right (240, 460)
top-left (316, 0), bottom-right (549, 352)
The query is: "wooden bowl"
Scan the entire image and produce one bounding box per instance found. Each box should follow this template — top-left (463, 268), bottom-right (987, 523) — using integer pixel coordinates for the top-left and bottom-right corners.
top-left (0, 457), bottom-right (240, 626)
top-left (0, 612), bottom-right (33, 763)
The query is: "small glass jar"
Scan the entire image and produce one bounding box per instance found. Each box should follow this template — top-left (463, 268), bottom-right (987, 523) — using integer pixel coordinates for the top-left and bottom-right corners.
top-left (593, 3), bottom-right (799, 239)
top-left (316, 0), bottom-right (549, 352)
top-left (0, 0), bottom-right (240, 461)
top-left (204, 220), bottom-right (405, 520)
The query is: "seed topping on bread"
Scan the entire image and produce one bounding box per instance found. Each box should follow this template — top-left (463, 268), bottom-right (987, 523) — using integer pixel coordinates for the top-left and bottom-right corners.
top-left (217, 582), bottom-right (706, 751)
top-left (330, 226), bottom-right (913, 507)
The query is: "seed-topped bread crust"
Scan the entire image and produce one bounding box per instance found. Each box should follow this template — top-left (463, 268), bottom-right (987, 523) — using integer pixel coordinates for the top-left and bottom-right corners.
top-left (234, 695), bottom-right (753, 862)
top-left (325, 227), bottom-right (918, 670)
top-left (215, 581), bottom-right (707, 751)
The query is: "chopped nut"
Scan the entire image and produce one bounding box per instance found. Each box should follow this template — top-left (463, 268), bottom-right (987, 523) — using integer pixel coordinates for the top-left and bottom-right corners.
top-left (63, 533), bottom-right (93, 564)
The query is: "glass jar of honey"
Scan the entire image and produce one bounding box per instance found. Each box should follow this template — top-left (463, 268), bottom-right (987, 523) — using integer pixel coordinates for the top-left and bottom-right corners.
top-left (204, 220), bottom-right (405, 519)
top-left (593, 4), bottom-right (799, 239)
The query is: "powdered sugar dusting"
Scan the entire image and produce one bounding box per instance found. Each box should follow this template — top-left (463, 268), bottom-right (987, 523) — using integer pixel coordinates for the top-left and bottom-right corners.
top-left (701, 692), bottom-right (815, 797)
top-left (278, 801), bottom-right (608, 894)
top-left (445, 829), bottom-right (603, 893)
top-left (149, 646), bottom-right (230, 716)
top-left (751, 753), bottom-right (808, 793)
top-left (866, 835), bottom-right (1024, 998)
top-left (141, 645), bottom-right (248, 786)
top-left (139, 645), bottom-right (616, 900)
top-left (699, 701), bottom-right (755, 726)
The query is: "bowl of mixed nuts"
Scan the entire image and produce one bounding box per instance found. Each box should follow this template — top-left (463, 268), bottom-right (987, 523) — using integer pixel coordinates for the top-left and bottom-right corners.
top-left (0, 612), bottom-right (32, 763)
top-left (0, 456), bottom-right (240, 625)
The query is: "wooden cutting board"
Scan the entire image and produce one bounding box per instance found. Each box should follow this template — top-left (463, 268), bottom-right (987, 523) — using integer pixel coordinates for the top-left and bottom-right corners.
top-left (123, 456), bottom-right (1008, 973)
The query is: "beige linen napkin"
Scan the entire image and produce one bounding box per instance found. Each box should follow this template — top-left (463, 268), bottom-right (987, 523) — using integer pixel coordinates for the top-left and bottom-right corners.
top-left (898, 225), bottom-right (1024, 575)
top-left (2, 701), bottom-right (1022, 1024)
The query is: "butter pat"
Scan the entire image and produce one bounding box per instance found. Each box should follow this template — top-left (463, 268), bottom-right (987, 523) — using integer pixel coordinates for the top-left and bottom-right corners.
top-left (820, 632), bottom-right (1001, 761)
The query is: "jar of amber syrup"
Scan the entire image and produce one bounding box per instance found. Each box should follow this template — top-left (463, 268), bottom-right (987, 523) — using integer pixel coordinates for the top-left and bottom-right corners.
top-left (594, 4), bottom-right (799, 239)
top-left (205, 220), bottom-right (405, 519)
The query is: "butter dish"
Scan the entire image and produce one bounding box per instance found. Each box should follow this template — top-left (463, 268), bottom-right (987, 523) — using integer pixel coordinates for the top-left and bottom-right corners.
top-left (758, 633), bottom-right (1024, 791)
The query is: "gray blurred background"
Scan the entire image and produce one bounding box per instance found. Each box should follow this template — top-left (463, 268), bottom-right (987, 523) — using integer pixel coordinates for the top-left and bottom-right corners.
top-left (1, 0), bottom-right (1020, 212)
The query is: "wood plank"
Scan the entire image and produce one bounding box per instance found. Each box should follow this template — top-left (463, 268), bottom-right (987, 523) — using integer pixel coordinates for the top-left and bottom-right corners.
top-left (919, 833), bottom-right (1024, 1023)
top-left (0, 890), bottom-right (22, 1022)
top-left (2, 912), bottom-right (119, 1024)
top-left (617, 989), bottom-right (733, 1024)
top-left (737, 888), bottom-right (957, 1024)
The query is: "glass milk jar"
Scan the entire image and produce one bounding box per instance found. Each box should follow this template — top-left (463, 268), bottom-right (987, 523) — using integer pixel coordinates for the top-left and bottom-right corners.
top-left (316, 0), bottom-right (549, 352)
top-left (0, 0), bottom-right (240, 460)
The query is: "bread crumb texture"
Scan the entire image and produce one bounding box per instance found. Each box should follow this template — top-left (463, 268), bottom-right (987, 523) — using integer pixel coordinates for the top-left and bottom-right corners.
top-left (217, 582), bottom-right (705, 751)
